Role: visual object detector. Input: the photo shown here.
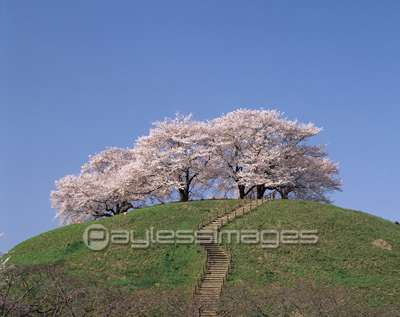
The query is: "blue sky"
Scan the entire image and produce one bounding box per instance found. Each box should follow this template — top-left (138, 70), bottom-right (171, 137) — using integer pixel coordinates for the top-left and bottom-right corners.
top-left (1, 0), bottom-right (399, 252)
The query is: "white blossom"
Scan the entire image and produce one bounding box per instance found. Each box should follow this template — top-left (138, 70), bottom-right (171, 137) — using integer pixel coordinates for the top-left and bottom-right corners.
top-left (50, 109), bottom-right (342, 224)
top-left (51, 148), bottom-right (154, 225)
top-left (134, 113), bottom-right (213, 202)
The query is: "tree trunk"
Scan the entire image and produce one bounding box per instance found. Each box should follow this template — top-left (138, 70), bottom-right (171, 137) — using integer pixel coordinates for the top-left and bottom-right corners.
top-left (179, 188), bottom-right (189, 202)
top-left (238, 185), bottom-right (246, 199)
top-left (120, 202), bottom-right (132, 214)
top-left (256, 185), bottom-right (266, 199)
top-left (280, 192), bottom-right (289, 199)
top-left (278, 188), bottom-right (289, 199)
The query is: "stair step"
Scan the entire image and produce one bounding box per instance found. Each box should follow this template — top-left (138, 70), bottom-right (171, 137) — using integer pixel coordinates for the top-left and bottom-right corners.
top-left (208, 257), bottom-right (228, 260)
top-left (208, 266), bottom-right (228, 269)
top-left (199, 288), bottom-right (221, 291)
top-left (207, 267), bottom-right (228, 270)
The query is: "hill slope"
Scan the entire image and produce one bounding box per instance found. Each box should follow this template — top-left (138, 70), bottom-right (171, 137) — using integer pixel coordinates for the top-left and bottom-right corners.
top-left (8, 199), bottom-right (400, 308)
top-left (220, 200), bottom-right (400, 307)
top-left (9, 199), bottom-right (242, 294)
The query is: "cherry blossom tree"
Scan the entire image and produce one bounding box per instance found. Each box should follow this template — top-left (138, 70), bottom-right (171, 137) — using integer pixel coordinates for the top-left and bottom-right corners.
top-left (273, 148), bottom-right (342, 203)
top-left (245, 118), bottom-right (324, 199)
top-left (208, 109), bottom-right (279, 199)
top-left (134, 114), bottom-right (212, 202)
top-left (51, 147), bottom-right (160, 225)
top-left (50, 109), bottom-right (343, 224)
top-left (208, 108), bottom-right (339, 202)
top-left (208, 109), bottom-right (312, 199)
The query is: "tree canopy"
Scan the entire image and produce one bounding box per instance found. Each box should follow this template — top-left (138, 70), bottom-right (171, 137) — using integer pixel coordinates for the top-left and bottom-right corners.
top-left (51, 109), bottom-right (342, 224)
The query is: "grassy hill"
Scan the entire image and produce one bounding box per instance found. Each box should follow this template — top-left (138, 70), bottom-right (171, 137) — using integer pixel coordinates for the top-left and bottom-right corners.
top-left (9, 199), bottom-right (242, 294)
top-left (220, 200), bottom-right (400, 307)
top-left (8, 199), bottom-right (400, 309)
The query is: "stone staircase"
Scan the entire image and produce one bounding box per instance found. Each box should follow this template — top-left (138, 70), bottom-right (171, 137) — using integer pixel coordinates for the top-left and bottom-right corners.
top-left (195, 199), bottom-right (266, 316)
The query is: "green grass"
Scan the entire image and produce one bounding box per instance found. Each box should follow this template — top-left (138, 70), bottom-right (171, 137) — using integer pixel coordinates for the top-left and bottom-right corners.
top-left (220, 200), bottom-right (400, 307)
top-left (7, 199), bottom-right (400, 307)
top-left (8, 199), bottom-right (241, 294)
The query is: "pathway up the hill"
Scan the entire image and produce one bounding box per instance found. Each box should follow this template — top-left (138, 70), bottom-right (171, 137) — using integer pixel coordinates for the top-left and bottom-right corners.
top-left (195, 199), bottom-right (265, 316)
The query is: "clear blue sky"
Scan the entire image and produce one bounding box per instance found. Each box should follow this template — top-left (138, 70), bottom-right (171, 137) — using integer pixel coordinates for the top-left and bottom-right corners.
top-left (1, 0), bottom-right (399, 253)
